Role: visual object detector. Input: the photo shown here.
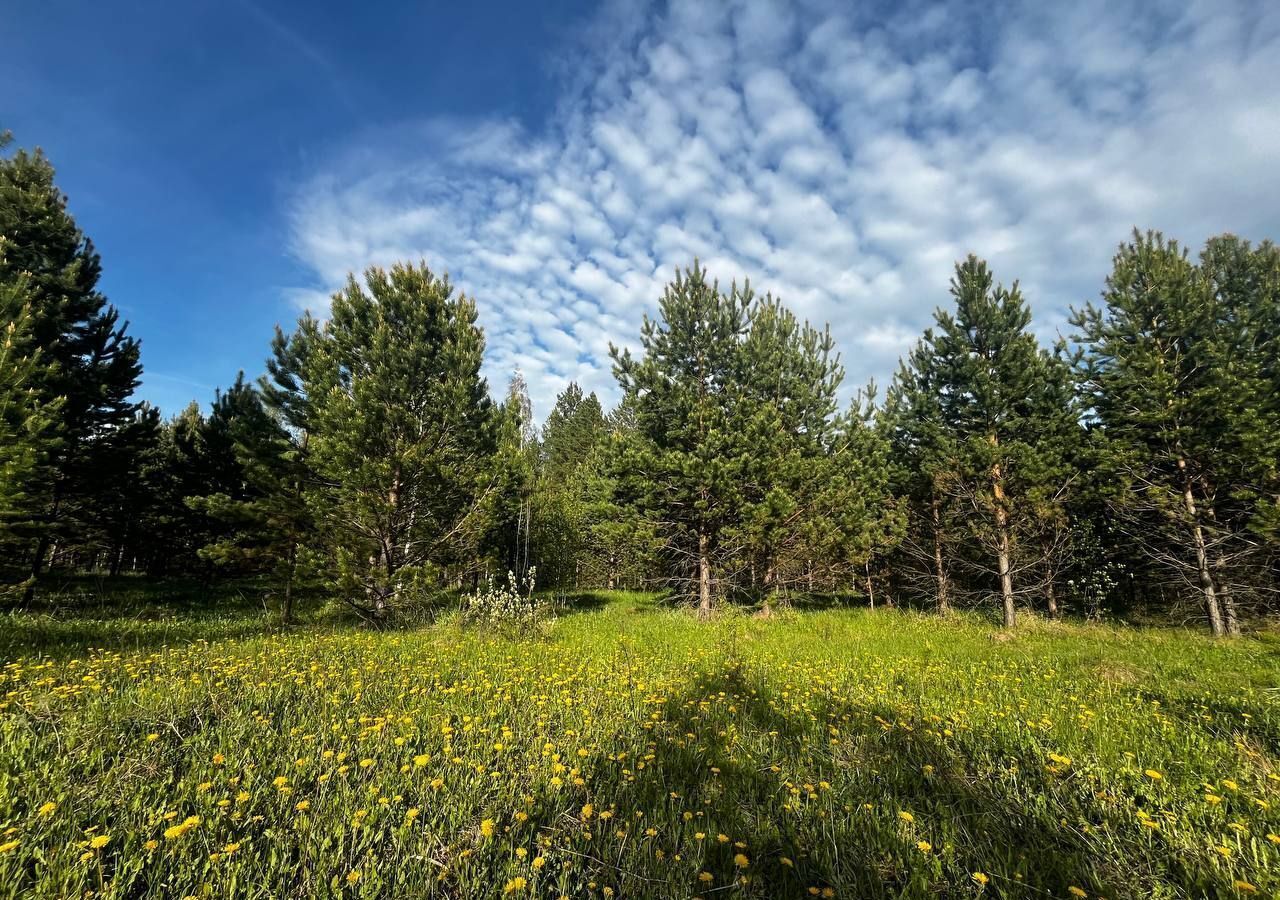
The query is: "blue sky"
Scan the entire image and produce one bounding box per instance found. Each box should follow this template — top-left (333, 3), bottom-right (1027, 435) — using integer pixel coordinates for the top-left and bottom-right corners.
top-left (4, 0), bottom-right (1279, 419)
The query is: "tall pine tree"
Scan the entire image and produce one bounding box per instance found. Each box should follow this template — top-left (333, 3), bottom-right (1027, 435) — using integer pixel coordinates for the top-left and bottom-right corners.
top-left (0, 134), bottom-right (142, 586)
top-left (892, 256), bottom-right (1078, 626)
top-left (285, 262), bottom-right (497, 619)
top-left (1073, 231), bottom-right (1280, 635)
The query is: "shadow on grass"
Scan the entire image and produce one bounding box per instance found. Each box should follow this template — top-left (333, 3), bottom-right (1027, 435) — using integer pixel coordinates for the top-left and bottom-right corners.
top-left (522, 658), bottom-right (1242, 898)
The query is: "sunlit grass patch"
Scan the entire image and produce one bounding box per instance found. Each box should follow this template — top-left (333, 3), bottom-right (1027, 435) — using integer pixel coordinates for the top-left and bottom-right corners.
top-left (1, 594), bottom-right (1277, 898)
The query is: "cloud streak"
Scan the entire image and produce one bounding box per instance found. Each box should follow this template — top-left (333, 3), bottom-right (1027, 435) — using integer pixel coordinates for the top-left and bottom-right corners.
top-left (286, 0), bottom-right (1280, 419)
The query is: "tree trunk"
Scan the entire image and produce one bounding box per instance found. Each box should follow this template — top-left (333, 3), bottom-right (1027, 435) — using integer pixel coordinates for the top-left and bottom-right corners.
top-left (1046, 577), bottom-right (1059, 619)
top-left (1180, 462), bottom-right (1225, 636)
top-left (990, 454), bottom-right (1016, 628)
top-left (697, 530), bottom-right (713, 618)
top-left (865, 560), bottom-right (875, 611)
top-left (931, 491), bottom-right (949, 613)
top-left (281, 543), bottom-right (296, 625)
top-left (1220, 582), bottom-right (1240, 636)
top-left (24, 534), bottom-right (52, 602)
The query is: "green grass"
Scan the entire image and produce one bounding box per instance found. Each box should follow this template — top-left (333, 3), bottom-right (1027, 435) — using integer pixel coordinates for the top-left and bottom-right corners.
top-left (1, 589), bottom-right (1279, 898)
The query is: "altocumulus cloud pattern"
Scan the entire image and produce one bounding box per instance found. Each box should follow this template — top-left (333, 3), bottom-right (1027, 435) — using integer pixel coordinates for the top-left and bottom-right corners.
top-left (287, 0), bottom-right (1280, 416)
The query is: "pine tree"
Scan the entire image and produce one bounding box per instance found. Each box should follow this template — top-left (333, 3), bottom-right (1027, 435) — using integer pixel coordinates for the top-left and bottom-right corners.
top-left (0, 257), bottom-right (61, 592)
top-left (730, 296), bottom-right (887, 604)
top-left (285, 262), bottom-right (497, 619)
top-left (478, 372), bottom-right (537, 580)
top-left (541, 383), bottom-right (605, 481)
top-left (1073, 231), bottom-right (1280, 634)
top-left (189, 373), bottom-right (313, 623)
top-left (531, 383), bottom-right (608, 588)
top-left (0, 134), bottom-right (142, 584)
top-left (884, 338), bottom-right (961, 613)
top-left (892, 256), bottom-right (1078, 626)
top-left (611, 264), bottom-right (752, 614)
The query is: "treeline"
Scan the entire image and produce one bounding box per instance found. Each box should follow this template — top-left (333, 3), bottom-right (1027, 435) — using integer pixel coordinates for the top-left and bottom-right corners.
top-left (2, 135), bottom-right (1277, 634)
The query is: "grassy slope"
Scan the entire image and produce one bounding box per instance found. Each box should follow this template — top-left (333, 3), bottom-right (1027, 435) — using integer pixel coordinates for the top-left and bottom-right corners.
top-left (1, 590), bottom-right (1278, 899)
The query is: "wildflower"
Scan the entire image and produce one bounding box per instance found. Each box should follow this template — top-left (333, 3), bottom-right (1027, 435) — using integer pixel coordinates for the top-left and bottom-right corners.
top-left (503, 876), bottom-right (527, 893)
top-left (780, 857), bottom-right (794, 867)
top-left (145, 840), bottom-right (159, 850)
top-left (972, 872), bottom-right (989, 885)
top-left (734, 853), bottom-right (750, 867)
top-left (212, 753), bottom-right (225, 765)
top-left (295, 800), bottom-right (310, 812)
top-left (532, 856), bottom-right (546, 869)
top-left (37, 802), bottom-right (57, 817)
top-left (223, 842), bottom-right (241, 854)
top-left (480, 818), bottom-right (496, 838)
top-left (0, 840), bottom-right (18, 853)
top-left (346, 870), bottom-right (361, 885)
top-left (146, 733), bottom-right (159, 742)
top-left (1068, 888), bottom-right (1087, 898)
top-left (1144, 769), bottom-right (1163, 781)
top-left (698, 872), bottom-right (713, 883)
top-left (1234, 882), bottom-right (1257, 894)
top-left (916, 840), bottom-right (932, 853)
top-left (89, 835), bottom-right (110, 849)
top-left (414, 754), bottom-right (429, 767)
top-left (165, 816), bottom-right (201, 841)
top-left (898, 811), bottom-right (914, 823)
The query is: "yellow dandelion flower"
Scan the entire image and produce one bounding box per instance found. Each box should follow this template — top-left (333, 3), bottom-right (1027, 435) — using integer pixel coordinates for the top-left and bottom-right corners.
top-left (480, 818), bottom-right (496, 838)
top-left (1234, 882), bottom-right (1257, 894)
top-left (972, 872), bottom-right (989, 885)
top-left (1068, 888), bottom-right (1087, 898)
top-left (734, 853), bottom-right (750, 867)
top-left (1144, 770), bottom-right (1162, 781)
top-left (346, 870), bottom-right (361, 885)
top-left (37, 802), bottom-right (57, 817)
top-left (0, 840), bottom-right (18, 854)
top-left (898, 811), bottom-right (914, 823)
top-left (698, 872), bottom-right (713, 883)
top-left (916, 840), bottom-right (932, 853)
top-left (89, 835), bottom-right (110, 850)
top-left (503, 876), bottom-right (527, 894)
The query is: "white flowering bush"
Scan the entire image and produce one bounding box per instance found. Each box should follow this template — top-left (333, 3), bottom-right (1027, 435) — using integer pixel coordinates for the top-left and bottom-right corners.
top-left (462, 567), bottom-right (548, 633)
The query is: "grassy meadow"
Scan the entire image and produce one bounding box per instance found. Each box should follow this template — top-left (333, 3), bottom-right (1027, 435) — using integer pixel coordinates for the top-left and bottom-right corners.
top-left (1, 586), bottom-right (1279, 899)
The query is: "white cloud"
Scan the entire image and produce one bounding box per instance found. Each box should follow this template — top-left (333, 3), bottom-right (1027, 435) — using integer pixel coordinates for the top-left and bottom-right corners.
top-left (285, 0), bottom-right (1280, 421)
